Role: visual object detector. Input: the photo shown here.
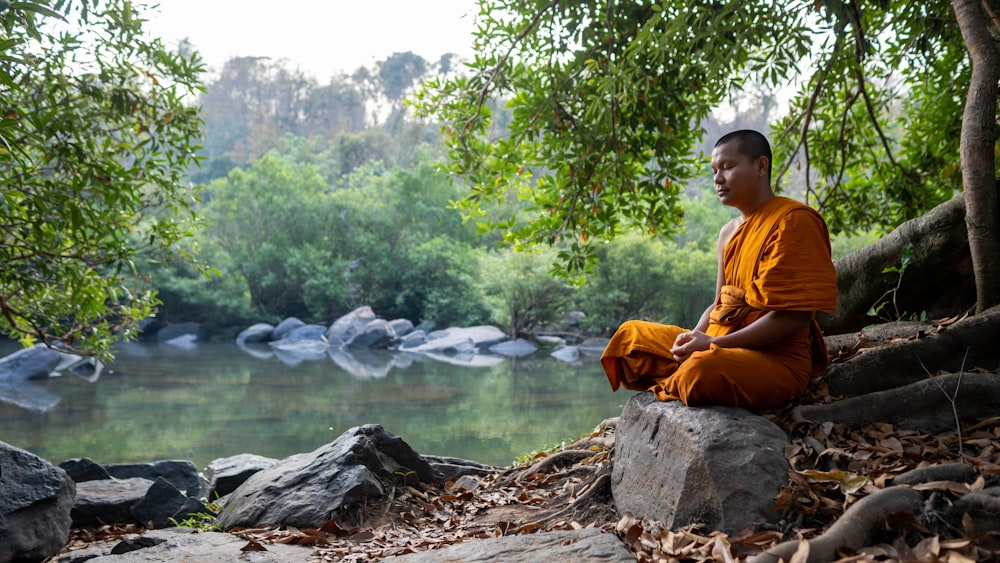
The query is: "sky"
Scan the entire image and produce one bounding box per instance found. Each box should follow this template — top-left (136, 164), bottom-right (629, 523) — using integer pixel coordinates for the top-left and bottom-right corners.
top-left (143, 0), bottom-right (480, 80)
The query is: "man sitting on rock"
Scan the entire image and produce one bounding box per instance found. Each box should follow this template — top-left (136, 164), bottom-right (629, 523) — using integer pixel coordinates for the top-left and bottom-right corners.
top-left (600, 130), bottom-right (838, 410)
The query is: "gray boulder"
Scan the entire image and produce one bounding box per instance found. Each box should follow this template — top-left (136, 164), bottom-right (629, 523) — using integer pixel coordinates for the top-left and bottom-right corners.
top-left (344, 319), bottom-right (395, 349)
top-left (410, 334), bottom-right (476, 355)
top-left (60, 457), bottom-right (112, 482)
top-left (0, 378), bottom-right (61, 412)
top-left (430, 325), bottom-right (507, 348)
top-left (131, 477), bottom-right (211, 529)
top-left (72, 477), bottom-right (153, 527)
top-left (51, 527), bottom-right (314, 563)
top-left (162, 333), bottom-right (197, 349)
top-left (204, 453), bottom-right (278, 499)
top-left (398, 330), bottom-right (427, 349)
top-left (388, 318), bottom-right (414, 338)
top-left (0, 346), bottom-right (63, 380)
top-left (612, 392), bottom-right (791, 534)
top-left (326, 306), bottom-right (377, 343)
top-left (155, 322), bottom-right (202, 343)
top-left (381, 528), bottom-right (633, 563)
top-left (282, 323), bottom-right (328, 342)
top-left (235, 323), bottom-right (274, 344)
top-left (488, 338), bottom-right (538, 357)
top-left (0, 441), bottom-right (75, 563)
top-left (104, 460), bottom-right (201, 498)
top-left (216, 424), bottom-right (442, 530)
top-left (270, 317), bottom-right (306, 341)
top-left (551, 345), bottom-right (580, 362)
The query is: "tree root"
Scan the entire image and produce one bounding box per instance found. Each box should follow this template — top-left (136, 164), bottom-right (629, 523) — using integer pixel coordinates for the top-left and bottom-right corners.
top-left (793, 371), bottom-right (1000, 433)
top-left (515, 449), bottom-right (596, 483)
top-left (749, 486), bottom-right (924, 563)
top-left (949, 488), bottom-right (1000, 532)
top-left (523, 467), bottom-right (613, 528)
top-left (890, 462), bottom-right (978, 486)
top-left (820, 305), bottom-right (1000, 397)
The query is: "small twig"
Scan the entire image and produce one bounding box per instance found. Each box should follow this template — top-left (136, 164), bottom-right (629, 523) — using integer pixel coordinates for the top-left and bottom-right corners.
top-left (920, 348), bottom-right (971, 460)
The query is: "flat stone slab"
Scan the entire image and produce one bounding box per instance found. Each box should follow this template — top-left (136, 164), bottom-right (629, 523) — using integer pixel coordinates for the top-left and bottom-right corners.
top-left (52, 528), bottom-right (314, 563)
top-left (381, 529), bottom-right (634, 562)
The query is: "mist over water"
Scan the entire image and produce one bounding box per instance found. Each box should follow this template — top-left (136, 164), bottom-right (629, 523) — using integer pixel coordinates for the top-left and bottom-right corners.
top-left (0, 340), bottom-right (624, 469)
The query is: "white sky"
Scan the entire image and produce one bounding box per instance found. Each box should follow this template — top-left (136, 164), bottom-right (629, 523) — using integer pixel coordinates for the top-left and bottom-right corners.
top-left (143, 0), bottom-right (479, 80)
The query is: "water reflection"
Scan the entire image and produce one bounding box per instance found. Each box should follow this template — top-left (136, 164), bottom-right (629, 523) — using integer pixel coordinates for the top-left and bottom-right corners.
top-left (0, 340), bottom-right (624, 469)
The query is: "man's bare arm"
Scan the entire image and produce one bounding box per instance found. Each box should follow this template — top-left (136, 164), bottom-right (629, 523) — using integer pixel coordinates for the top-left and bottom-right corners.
top-left (671, 310), bottom-right (813, 362)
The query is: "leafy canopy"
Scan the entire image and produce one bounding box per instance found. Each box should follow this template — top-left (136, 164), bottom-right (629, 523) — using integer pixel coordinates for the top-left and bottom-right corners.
top-left (415, 0), bottom-right (978, 272)
top-left (0, 0), bottom-right (205, 358)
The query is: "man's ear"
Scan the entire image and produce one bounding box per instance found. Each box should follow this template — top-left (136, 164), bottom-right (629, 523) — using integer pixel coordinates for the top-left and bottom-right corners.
top-left (755, 156), bottom-right (769, 177)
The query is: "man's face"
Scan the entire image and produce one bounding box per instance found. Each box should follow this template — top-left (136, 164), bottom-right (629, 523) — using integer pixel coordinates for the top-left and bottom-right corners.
top-left (710, 141), bottom-right (766, 210)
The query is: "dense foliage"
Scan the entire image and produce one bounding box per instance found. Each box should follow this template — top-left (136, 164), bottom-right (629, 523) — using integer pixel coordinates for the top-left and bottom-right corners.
top-left (155, 45), bottom-right (884, 337)
top-left (0, 0), bottom-right (204, 358)
top-left (415, 0), bottom-right (998, 279)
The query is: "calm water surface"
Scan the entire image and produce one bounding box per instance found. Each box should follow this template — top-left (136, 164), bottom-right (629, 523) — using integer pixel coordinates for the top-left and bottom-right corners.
top-left (0, 340), bottom-right (625, 470)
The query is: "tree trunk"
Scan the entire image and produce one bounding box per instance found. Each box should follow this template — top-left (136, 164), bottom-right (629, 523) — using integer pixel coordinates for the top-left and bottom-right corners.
top-left (952, 0), bottom-right (1000, 313)
top-left (817, 196), bottom-right (975, 335)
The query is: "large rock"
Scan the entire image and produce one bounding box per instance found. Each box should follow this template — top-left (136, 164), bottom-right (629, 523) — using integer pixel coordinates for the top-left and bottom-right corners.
top-left (409, 333), bottom-right (476, 355)
top-left (0, 346), bottom-right (63, 380)
top-left (60, 457), bottom-right (111, 483)
top-left (387, 318), bottom-right (414, 338)
top-left (71, 477), bottom-right (153, 527)
top-left (551, 346), bottom-right (580, 362)
top-left (204, 453), bottom-right (278, 499)
top-left (131, 477), bottom-right (211, 529)
top-left (282, 324), bottom-right (328, 342)
top-left (51, 527), bottom-right (314, 563)
top-left (612, 392), bottom-right (790, 534)
top-left (0, 378), bottom-right (61, 412)
top-left (270, 317), bottom-right (306, 341)
top-left (0, 441), bottom-right (76, 563)
top-left (216, 424), bottom-right (442, 530)
top-left (155, 322), bottom-right (202, 343)
top-left (488, 338), bottom-right (538, 357)
top-left (407, 325), bottom-right (507, 356)
top-left (326, 306), bottom-right (377, 343)
top-left (381, 528), bottom-right (634, 563)
top-left (235, 323), bottom-right (274, 345)
top-left (344, 319), bottom-right (395, 349)
top-left (104, 460), bottom-right (201, 498)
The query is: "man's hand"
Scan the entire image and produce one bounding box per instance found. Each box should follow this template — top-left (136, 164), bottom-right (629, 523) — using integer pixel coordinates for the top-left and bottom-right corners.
top-left (671, 330), bottom-right (713, 363)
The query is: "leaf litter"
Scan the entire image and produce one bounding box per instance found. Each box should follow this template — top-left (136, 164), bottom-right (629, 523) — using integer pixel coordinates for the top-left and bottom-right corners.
top-left (55, 394), bottom-right (1000, 562)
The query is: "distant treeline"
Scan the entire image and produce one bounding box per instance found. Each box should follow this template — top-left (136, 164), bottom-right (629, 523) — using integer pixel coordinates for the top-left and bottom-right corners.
top-left (149, 54), bottom-right (874, 338)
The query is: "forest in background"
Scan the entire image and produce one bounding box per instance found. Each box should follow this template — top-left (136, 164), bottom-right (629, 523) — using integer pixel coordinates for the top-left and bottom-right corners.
top-left (150, 52), bottom-right (877, 338)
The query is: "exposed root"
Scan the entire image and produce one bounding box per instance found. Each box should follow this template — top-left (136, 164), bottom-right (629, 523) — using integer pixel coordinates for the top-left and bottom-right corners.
top-left (793, 371), bottom-right (1000, 433)
top-left (891, 462), bottom-right (978, 486)
top-left (514, 449), bottom-right (595, 483)
top-left (750, 486), bottom-right (924, 563)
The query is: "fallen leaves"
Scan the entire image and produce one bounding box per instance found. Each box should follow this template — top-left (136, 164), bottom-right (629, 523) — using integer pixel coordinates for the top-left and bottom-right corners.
top-left (57, 408), bottom-right (1000, 562)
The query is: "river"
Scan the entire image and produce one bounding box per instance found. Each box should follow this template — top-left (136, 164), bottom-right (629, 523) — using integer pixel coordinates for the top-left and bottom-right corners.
top-left (0, 339), bottom-right (625, 470)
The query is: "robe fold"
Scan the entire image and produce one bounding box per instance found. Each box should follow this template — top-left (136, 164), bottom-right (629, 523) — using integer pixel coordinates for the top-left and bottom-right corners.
top-left (600, 196), bottom-right (838, 410)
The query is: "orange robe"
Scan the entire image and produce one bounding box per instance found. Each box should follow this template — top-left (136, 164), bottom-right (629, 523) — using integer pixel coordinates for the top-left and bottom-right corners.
top-left (600, 196), bottom-right (838, 410)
